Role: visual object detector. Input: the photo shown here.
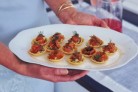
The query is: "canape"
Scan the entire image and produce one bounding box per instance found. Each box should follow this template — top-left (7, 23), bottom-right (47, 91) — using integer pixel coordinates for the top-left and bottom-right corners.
top-left (49, 32), bottom-right (64, 43)
top-left (102, 41), bottom-right (118, 55)
top-left (46, 38), bottom-right (61, 52)
top-left (32, 32), bottom-right (47, 46)
top-left (62, 41), bottom-right (76, 55)
top-left (68, 31), bottom-right (84, 46)
top-left (48, 50), bottom-right (64, 62)
top-left (91, 51), bottom-right (108, 64)
top-left (88, 35), bottom-right (103, 48)
top-left (28, 43), bottom-right (46, 56)
top-left (68, 51), bottom-right (85, 65)
top-left (81, 46), bottom-right (96, 57)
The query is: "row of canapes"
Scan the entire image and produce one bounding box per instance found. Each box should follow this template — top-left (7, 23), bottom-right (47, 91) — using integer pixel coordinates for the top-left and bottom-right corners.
top-left (29, 31), bottom-right (118, 65)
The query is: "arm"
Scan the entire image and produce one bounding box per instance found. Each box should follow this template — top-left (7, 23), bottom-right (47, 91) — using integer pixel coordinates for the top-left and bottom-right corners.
top-left (0, 42), bottom-right (88, 82)
top-left (45, 0), bottom-right (108, 27)
top-left (45, 0), bottom-right (76, 22)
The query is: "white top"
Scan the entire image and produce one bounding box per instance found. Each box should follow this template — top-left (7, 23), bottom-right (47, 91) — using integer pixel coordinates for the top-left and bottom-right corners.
top-left (0, 0), bottom-right (53, 92)
top-left (0, 0), bottom-right (50, 45)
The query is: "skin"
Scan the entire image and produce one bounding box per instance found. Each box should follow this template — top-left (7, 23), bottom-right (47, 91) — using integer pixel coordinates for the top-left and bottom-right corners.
top-left (0, 0), bottom-right (108, 82)
top-left (46, 0), bottom-right (108, 27)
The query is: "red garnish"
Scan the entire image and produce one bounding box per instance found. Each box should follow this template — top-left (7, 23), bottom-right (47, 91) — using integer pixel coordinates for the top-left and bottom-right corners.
top-left (48, 50), bottom-right (64, 60)
top-left (51, 32), bottom-right (64, 42)
top-left (103, 42), bottom-right (117, 53)
top-left (69, 32), bottom-right (81, 44)
top-left (30, 44), bottom-right (44, 53)
top-left (93, 52), bottom-right (108, 62)
top-left (82, 46), bottom-right (96, 56)
top-left (70, 52), bottom-right (83, 61)
top-left (63, 42), bottom-right (76, 53)
top-left (89, 35), bottom-right (103, 47)
top-left (35, 32), bottom-right (47, 45)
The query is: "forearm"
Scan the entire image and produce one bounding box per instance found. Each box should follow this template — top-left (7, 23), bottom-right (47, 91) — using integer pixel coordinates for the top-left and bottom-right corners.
top-left (0, 42), bottom-right (9, 65)
top-left (0, 42), bottom-right (21, 71)
top-left (45, 0), bottom-right (68, 14)
top-left (45, 0), bottom-right (77, 23)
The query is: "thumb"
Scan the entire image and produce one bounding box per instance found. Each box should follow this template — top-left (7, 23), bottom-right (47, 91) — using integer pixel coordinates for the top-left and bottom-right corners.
top-left (54, 68), bottom-right (69, 75)
top-left (101, 21), bottom-right (109, 28)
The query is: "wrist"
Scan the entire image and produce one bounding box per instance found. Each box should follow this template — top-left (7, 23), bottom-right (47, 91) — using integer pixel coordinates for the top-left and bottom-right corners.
top-left (58, 7), bottom-right (77, 23)
top-left (56, 2), bottom-right (77, 23)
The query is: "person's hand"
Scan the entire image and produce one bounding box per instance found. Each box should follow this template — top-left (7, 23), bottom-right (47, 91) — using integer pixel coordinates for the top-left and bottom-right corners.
top-left (0, 42), bottom-right (88, 82)
top-left (14, 60), bottom-right (88, 82)
top-left (14, 61), bottom-right (88, 82)
top-left (58, 8), bottom-right (108, 28)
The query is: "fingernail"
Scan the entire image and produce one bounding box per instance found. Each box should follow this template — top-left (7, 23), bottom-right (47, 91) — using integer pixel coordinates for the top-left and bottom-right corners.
top-left (55, 69), bottom-right (68, 75)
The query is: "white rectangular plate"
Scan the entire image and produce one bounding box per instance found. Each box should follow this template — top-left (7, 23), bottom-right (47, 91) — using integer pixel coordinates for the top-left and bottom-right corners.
top-left (9, 24), bottom-right (138, 71)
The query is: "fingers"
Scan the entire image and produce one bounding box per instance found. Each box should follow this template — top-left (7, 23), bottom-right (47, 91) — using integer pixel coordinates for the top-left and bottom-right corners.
top-left (93, 17), bottom-right (109, 28)
top-left (41, 67), bottom-right (69, 75)
top-left (48, 75), bottom-right (71, 82)
top-left (40, 69), bottom-right (70, 82)
top-left (64, 11), bottom-right (109, 28)
top-left (17, 62), bottom-right (88, 82)
top-left (68, 70), bottom-right (89, 81)
top-left (44, 70), bottom-right (88, 82)
top-left (40, 67), bottom-right (88, 82)
top-left (100, 21), bottom-right (109, 28)
top-left (54, 68), bottom-right (69, 75)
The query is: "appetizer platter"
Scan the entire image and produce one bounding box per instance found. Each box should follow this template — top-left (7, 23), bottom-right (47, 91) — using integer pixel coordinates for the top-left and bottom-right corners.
top-left (9, 24), bottom-right (138, 71)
